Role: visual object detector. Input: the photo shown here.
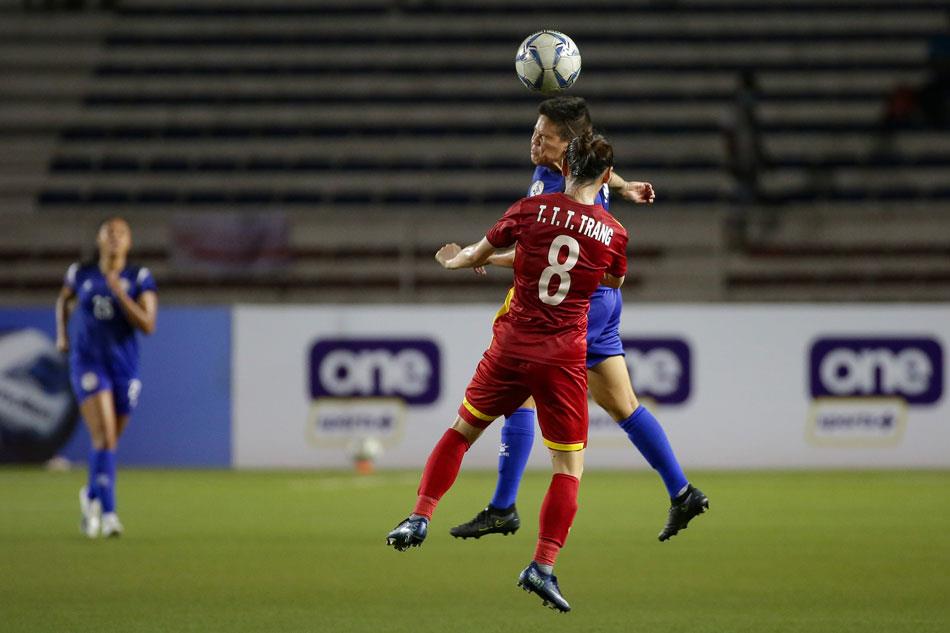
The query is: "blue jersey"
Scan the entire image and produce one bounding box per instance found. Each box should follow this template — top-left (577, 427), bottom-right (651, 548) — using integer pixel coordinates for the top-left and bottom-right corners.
top-left (65, 262), bottom-right (157, 377)
top-left (527, 165), bottom-right (610, 209)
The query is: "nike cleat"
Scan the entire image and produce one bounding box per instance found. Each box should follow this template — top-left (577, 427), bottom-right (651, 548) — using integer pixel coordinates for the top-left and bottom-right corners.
top-left (449, 505), bottom-right (520, 539)
top-left (659, 485), bottom-right (709, 542)
top-left (517, 562), bottom-right (571, 613)
top-left (386, 516), bottom-right (428, 551)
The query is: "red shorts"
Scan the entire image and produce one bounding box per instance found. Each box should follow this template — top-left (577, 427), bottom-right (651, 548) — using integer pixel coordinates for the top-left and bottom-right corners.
top-left (457, 348), bottom-right (588, 451)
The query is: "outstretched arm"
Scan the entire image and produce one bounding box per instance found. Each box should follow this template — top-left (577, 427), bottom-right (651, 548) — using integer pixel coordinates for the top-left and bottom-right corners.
top-left (435, 237), bottom-right (498, 270)
top-left (486, 247), bottom-right (516, 269)
top-left (609, 171), bottom-right (656, 204)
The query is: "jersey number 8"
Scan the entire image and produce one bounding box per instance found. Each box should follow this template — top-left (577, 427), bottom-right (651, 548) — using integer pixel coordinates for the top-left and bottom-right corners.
top-left (538, 234), bottom-right (580, 306)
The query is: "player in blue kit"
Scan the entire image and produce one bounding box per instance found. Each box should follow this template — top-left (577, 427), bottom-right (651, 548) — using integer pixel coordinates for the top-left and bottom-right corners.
top-left (451, 97), bottom-right (708, 542)
top-left (55, 217), bottom-right (158, 538)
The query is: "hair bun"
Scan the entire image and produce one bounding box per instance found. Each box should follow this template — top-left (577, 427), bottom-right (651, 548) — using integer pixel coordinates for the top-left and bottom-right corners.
top-left (567, 133), bottom-right (614, 182)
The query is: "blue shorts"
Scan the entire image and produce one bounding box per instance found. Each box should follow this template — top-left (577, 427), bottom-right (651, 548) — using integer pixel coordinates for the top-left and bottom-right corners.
top-left (69, 361), bottom-right (142, 416)
top-left (586, 286), bottom-right (624, 368)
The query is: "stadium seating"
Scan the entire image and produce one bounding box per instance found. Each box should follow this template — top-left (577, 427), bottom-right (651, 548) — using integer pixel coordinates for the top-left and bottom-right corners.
top-left (1, 0), bottom-right (949, 301)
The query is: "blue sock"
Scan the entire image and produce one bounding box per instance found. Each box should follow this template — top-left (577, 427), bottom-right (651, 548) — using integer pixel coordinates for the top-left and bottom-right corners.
top-left (95, 450), bottom-right (117, 513)
top-left (619, 405), bottom-right (689, 499)
top-left (489, 408), bottom-right (535, 509)
top-left (86, 449), bottom-right (99, 500)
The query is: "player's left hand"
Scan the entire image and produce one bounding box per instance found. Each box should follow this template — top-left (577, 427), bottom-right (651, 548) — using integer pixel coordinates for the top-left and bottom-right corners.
top-left (435, 243), bottom-right (462, 268)
top-left (619, 181), bottom-right (656, 204)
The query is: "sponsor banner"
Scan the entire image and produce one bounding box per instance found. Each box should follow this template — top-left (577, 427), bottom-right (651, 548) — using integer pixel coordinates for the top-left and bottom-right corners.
top-left (0, 308), bottom-right (232, 467)
top-left (0, 320), bottom-right (78, 463)
top-left (233, 304), bottom-right (950, 469)
top-left (234, 306), bottom-right (499, 469)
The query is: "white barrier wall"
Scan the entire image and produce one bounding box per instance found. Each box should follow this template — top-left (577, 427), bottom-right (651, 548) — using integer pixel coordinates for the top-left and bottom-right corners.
top-left (233, 304), bottom-right (950, 469)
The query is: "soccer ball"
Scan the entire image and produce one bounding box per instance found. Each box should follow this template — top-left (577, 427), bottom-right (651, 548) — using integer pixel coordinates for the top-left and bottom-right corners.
top-left (515, 30), bottom-right (582, 94)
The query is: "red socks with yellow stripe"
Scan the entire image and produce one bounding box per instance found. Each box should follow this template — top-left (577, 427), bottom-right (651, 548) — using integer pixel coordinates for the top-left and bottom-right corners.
top-left (413, 428), bottom-right (471, 519)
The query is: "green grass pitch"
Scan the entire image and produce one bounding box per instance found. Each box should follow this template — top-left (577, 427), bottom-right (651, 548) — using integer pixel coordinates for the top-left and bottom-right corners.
top-left (2, 468), bottom-right (948, 633)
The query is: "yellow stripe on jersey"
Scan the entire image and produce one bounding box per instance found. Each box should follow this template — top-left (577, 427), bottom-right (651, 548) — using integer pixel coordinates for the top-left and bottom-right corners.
top-left (461, 399), bottom-right (496, 422)
top-left (542, 438), bottom-right (586, 452)
top-left (494, 287), bottom-right (515, 323)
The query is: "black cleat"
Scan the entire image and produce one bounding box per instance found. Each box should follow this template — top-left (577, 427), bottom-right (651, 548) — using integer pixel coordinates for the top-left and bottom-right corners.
top-left (450, 505), bottom-right (520, 539)
top-left (659, 485), bottom-right (709, 542)
top-left (386, 516), bottom-right (428, 551)
top-left (517, 562), bottom-right (571, 613)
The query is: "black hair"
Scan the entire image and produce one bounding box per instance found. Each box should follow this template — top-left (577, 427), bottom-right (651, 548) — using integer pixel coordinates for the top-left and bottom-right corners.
top-left (537, 96), bottom-right (593, 142)
top-left (566, 133), bottom-right (614, 183)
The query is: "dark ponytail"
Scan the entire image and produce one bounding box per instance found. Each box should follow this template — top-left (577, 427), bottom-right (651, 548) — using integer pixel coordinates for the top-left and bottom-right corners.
top-left (566, 133), bottom-right (614, 183)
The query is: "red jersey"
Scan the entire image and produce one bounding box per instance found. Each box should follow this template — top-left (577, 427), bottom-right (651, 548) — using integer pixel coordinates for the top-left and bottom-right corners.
top-left (485, 192), bottom-right (628, 365)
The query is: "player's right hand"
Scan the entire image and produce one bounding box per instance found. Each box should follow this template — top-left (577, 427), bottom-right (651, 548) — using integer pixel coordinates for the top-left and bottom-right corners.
top-left (621, 181), bottom-right (656, 204)
top-left (435, 243), bottom-right (462, 267)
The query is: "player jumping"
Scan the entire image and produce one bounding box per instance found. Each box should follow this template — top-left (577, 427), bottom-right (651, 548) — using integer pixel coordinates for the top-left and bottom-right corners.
top-left (451, 97), bottom-right (707, 543)
top-left (55, 217), bottom-right (158, 538)
top-left (387, 134), bottom-right (628, 613)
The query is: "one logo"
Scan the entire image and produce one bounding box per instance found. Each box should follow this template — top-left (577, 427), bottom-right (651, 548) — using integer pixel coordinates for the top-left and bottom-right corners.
top-left (307, 339), bottom-right (442, 452)
top-left (809, 337), bottom-right (942, 405)
top-left (588, 337), bottom-right (692, 444)
top-left (310, 339), bottom-right (440, 405)
top-left (806, 336), bottom-right (944, 446)
top-left (623, 338), bottom-right (692, 405)
top-left (529, 180), bottom-right (545, 197)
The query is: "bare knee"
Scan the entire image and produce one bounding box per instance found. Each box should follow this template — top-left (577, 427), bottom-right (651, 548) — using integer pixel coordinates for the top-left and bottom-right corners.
top-left (588, 357), bottom-right (640, 422)
top-left (451, 417), bottom-right (485, 444)
top-left (549, 449), bottom-right (584, 479)
top-left (599, 391), bottom-right (638, 422)
top-left (80, 392), bottom-right (118, 451)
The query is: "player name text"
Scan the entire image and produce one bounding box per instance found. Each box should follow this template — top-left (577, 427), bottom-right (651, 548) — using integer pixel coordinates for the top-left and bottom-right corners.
top-left (536, 205), bottom-right (614, 246)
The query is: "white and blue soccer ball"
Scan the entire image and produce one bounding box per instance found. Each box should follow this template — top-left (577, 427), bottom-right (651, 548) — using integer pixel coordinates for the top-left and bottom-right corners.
top-left (515, 30), bottom-right (582, 94)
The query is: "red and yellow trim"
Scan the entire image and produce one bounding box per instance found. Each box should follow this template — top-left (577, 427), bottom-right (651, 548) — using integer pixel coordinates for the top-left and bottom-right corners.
top-left (493, 287), bottom-right (515, 323)
top-left (461, 398), bottom-right (495, 423)
top-left (542, 438), bottom-right (586, 452)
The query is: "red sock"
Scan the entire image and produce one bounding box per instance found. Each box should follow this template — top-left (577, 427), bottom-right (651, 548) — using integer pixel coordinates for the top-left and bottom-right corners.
top-left (534, 473), bottom-right (580, 566)
top-left (413, 428), bottom-right (470, 519)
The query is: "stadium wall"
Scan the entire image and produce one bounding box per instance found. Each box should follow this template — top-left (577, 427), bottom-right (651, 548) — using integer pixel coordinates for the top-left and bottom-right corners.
top-left (233, 304), bottom-right (950, 470)
top-left (2, 305), bottom-right (947, 469)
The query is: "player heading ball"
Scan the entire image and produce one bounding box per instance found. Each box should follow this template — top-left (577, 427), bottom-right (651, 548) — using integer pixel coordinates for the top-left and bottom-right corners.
top-left (386, 133), bottom-right (626, 613)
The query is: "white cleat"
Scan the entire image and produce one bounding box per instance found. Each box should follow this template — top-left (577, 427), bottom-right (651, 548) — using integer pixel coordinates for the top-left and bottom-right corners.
top-left (80, 487), bottom-right (101, 539)
top-left (100, 512), bottom-right (124, 538)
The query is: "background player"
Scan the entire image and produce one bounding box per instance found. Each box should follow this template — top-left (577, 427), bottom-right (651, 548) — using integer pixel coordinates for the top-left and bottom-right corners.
top-left (451, 97), bottom-right (707, 543)
top-left (55, 217), bottom-right (158, 538)
top-left (386, 134), bottom-right (628, 612)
